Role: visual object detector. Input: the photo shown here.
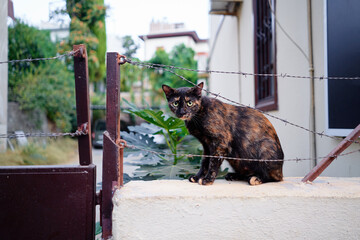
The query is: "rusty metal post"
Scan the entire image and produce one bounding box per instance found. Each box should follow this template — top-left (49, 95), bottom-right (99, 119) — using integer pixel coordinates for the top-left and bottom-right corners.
top-left (73, 44), bottom-right (92, 166)
top-left (101, 52), bottom-right (123, 239)
top-left (302, 124), bottom-right (360, 182)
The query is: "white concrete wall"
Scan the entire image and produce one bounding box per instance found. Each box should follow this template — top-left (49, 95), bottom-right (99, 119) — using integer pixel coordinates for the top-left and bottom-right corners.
top-left (0, 0), bottom-right (8, 152)
top-left (208, 15), bottom-right (240, 103)
top-left (237, 1), bottom-right (254, 107)
top-left (271, 0), bottom-right (312, 176)
top-left (113, 178), bottom-right (360, 240)
top-left (208, 0), bottom-right (360, 177)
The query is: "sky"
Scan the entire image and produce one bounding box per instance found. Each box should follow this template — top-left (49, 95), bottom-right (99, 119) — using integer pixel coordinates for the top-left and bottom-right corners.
top-left (12, 0), bottom-right (210, 58)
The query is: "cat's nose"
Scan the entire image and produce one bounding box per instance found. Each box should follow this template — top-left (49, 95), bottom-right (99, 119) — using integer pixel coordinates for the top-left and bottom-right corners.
top-left (179, 109), bottom-right (186, 115)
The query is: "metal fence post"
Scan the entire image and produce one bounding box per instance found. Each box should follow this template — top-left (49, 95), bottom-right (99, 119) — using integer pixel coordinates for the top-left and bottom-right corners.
top-left (302, 124), bottom-right (360, 182)
top-left (101, 52), bottom-right (123, 239)
top-left (73, 44), bottom-right (92, 166)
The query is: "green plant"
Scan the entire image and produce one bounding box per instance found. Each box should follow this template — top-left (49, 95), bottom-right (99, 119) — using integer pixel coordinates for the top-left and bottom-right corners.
top-left (123, 99), bottom-right (188, 164)
top-left (13, 61), bottom-right (76, 131)
top-left (121, 35), bottom-right (139, 58)
top-left (91, 92), bottom-right (106, 123)
top-left (8, 21), bottom-right (76, 131)
top-left (54, 0), bottom-right (107, 83)
top-left (95, 222), bottom-right (102, 236)
top-left (147, 44), bottom-right (198, 105)
top-left (121, 124), bottom-right (202, 180)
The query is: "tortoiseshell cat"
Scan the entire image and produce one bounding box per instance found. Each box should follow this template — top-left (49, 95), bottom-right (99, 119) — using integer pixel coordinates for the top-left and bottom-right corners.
top-left (162, 82), bottom-right (284, 186)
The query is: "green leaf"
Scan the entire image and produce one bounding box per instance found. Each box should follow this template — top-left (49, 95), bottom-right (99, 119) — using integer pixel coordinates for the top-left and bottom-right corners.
top-left (121, 131), bottom-right (159, 149)
top-left (95, 222), bottom-right (102, 235)
top-left (128, 123), bottom-right (162, 136)
top-left (123, 98), bottom-right (186, 131)
top-left (133, 159), bottom-right (200, 180)
top-left (121, 131), bottom-right (164, 164)
top-left (122, 98), bottom-right (190, 163)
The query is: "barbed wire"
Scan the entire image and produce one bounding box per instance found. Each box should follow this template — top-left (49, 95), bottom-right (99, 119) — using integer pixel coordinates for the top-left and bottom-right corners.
top-left (0, 49), bottom-right (80, 64)
top-left (128, 59), bottom-right (360, 80)
top-left (0, 128), bottom-right (88, 139)
top-left (0, 49), bottom-right (86, 140)
top-left (81, 105), bottom-right (161, 110)
top-left (125, 143), bottom-right (360, 163)
top-left (2, 50), bottom-right (359, 80)
top-left (125, 58), bottom-right (359, 145)
top-left (1, 52), bottom-right (358, 164)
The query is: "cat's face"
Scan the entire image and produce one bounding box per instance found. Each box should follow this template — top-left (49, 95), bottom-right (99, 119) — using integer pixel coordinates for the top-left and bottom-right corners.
top-left (162, 82), bottom-right (204, 121)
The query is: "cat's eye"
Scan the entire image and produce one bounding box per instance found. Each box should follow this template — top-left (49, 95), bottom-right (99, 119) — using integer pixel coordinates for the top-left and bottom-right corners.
top-left (172, 101), bottom-right (179, 107)
top-left (187, 101), bottom-right (193, 107)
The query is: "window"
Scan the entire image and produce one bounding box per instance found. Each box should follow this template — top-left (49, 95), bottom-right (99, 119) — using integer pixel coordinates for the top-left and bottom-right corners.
top-left (254, 0), bottom-right (278, 111)
top-left (326, 0), bottom-right (360, 136)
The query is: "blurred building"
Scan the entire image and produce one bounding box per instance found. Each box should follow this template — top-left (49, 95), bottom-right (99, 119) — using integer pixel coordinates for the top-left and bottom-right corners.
top-left (139, 20), bottom-right (209, 80)
top-left (39, 21), bottom-right (69, 42)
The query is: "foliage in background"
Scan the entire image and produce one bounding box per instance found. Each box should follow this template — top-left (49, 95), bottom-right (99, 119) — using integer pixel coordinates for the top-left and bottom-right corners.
top-left (55, 0), bottom-right (107, 83)
top-left (14, 61), bottom-right (76, 131)
top-left (0, 138), bottom-right (78, 166)
top-left (148, 43), bottom-right (198, 104)
top-left (91, 92), bottom-right (106, 124)
top-left (121, 35), bottom-right (139, 58)
top-left (8, 21), bottom-right (76, 131)
top-left (8, 21), bottom-right (57, 98)
top-left (119, 35), bottom-right (146, 107)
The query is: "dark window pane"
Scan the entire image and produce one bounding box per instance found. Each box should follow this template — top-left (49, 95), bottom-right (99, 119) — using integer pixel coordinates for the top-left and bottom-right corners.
top-left (254, 0), bottom-right (278, 111)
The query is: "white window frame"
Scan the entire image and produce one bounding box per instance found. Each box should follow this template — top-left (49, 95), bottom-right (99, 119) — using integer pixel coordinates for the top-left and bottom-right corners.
top-left (324, 0), bottom-right (354, 137)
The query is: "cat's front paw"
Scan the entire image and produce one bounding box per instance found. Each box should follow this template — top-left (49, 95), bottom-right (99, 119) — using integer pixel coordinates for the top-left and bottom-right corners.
top-left (248, 176), bottom-right (262, 186)
top-left (189, 175), bottom-right (199, 183)
top-left (198, 178), bottom-right (214, 186)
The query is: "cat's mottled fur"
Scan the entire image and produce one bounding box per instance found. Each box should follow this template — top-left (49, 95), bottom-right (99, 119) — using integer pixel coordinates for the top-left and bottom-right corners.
top-left (162, 82), bottom-right (284, 185)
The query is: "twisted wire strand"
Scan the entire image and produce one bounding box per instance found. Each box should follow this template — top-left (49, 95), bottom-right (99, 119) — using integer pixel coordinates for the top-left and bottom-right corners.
top-left (126, 59), bottom-right (359, 145)
top-left (129, 60), bottom-right (360, 80)
top-left (126, 143), bottom-right (360, 163)
top-left (0, 129), bottom-right (88, 139)
top-left (0, 49), bottom-right (80, 64)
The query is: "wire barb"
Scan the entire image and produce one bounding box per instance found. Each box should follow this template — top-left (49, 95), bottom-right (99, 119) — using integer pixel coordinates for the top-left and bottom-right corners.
top-left (128, 60), bottom-right (360, 80)
top-left (127, 60), bottom-right (360, 145)
top-left (0, 49), bottom-right (80, 64)
top-left (0, 122), bottom-right (88, 139)
top-left (122, 143), bottom-right (360, 163)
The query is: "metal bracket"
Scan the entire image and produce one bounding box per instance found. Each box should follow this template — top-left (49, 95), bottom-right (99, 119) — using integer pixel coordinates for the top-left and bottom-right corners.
top-left (117, 54), bottom-right (127, 65)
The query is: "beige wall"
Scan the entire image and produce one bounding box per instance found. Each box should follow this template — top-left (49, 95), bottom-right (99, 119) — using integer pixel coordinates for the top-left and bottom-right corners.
top-left (0, 0), bottom-right (8, 152)
top-left (209, 0), bottom-right (360, 177)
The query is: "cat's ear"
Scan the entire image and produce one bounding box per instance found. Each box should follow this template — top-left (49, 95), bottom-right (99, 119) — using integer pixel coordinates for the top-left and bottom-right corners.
top-left (193, 82), bottom-right (204, 97)
top-left (162, 84), bottom-right (175, 98)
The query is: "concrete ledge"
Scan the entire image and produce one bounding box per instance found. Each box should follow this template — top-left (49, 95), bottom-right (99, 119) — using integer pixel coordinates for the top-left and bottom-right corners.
top-left (113, 178), bottom-right (360, 240)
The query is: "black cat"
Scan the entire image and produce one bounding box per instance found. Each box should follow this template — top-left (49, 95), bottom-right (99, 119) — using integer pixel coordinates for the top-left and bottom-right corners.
top-left (162, 82), bottom-right (284, 185)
